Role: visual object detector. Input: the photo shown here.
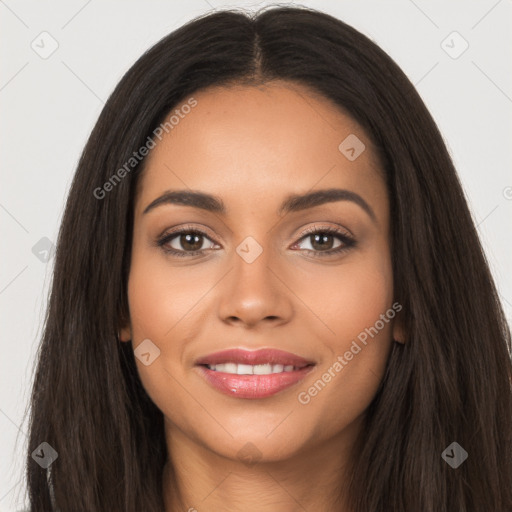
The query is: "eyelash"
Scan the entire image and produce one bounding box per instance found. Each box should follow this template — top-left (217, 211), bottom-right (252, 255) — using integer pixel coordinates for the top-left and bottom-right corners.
top-left (155, 224), bottom-right (356, 259)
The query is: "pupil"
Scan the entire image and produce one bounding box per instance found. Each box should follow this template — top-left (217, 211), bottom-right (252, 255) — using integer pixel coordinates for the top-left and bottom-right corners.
top-left (312, 233), bottom-right (333, 251)
top-left (182, 233), bottom-right (202, 251)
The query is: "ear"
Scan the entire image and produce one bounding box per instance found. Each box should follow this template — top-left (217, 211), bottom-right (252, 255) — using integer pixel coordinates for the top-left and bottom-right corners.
top-left (392, 307), bottom-right (406, 345)
top-left (118, 321), bottom-right (132, 343)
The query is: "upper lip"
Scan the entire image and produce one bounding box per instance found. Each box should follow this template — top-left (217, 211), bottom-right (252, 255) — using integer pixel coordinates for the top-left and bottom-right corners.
top-left (195, 348), bottom-right (315, 368)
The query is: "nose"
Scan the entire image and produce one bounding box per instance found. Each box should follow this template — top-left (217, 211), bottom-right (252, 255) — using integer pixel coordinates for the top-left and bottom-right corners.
top-left (217, 243), bottom-right (294, 329)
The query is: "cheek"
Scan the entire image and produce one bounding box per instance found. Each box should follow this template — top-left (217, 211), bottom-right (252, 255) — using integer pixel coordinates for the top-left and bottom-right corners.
top-left (329, 249), bottom-right (395, 379)
top-left (293, 249), bottom-right (395, 430)
top-left (126, 251), bottom-right (204, 340)
top-left (336, 262), bottom-right (394, 342)
top-left (293, 248), bottom-right (394, 348)
top-left (124, 255), bottom-right (177, 380)
top-left (125, 250), bottom-right (215, 414)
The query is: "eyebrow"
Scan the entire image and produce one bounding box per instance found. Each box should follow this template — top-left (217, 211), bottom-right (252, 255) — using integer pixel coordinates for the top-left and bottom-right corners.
top-left (142, 188), bottom-right (377, 223)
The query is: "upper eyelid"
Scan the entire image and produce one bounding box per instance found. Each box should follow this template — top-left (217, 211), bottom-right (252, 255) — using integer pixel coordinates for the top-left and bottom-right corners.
top-left (161, 225), bottom-right (218, 243)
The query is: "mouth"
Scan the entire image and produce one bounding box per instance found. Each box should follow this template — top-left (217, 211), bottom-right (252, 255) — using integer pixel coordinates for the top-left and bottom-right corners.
top-left (194, 348), bottom-right (316, 399)
top-left (200, 362), bottom-right (309, 374)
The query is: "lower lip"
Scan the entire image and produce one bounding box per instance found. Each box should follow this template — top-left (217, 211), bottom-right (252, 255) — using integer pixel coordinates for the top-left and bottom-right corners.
top-left (195, 365), bottom-right (315, 399)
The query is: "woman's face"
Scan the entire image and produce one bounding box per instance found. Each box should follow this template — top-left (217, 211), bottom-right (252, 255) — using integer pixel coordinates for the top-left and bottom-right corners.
top-left (121, 81), bottom-right (402, 464)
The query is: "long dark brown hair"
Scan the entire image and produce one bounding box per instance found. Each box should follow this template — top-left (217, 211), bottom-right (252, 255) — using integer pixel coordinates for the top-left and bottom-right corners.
top-left (23, 5), bottom-right (512, 511)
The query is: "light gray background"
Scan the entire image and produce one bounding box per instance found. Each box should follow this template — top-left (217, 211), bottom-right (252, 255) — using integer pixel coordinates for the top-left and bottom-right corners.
top-left (1, 0), bottom-right (511, 509)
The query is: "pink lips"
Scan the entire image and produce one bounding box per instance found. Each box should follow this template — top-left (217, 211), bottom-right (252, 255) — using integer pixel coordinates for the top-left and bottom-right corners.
top-left (195, 348), bottom-right (315, 368)
top-left (194, 348), bottom-right (316, 399)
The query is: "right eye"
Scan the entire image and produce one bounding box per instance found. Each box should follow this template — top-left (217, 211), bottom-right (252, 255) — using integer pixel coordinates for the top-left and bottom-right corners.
top-left (156, 227), bottom-right (219, 257)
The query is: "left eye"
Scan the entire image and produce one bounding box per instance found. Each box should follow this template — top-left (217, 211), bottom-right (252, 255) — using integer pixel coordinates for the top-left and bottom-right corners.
top-left (293, 231), bottom-right (344, 252)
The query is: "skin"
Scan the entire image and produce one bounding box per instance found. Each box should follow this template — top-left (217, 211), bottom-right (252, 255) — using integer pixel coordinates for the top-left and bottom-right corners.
top-left (120, 80), bottom-right (405, 512)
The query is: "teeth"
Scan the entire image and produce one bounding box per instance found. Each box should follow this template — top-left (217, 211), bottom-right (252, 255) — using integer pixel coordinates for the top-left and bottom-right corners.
top-left (206, 363), bottom-right (300, 374)
top-left (237, 363), bottom-right (253, 374)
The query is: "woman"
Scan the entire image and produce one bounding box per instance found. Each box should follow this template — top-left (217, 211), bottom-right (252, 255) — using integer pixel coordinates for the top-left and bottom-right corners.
top-left (25, 5), bottom-right (512, 511)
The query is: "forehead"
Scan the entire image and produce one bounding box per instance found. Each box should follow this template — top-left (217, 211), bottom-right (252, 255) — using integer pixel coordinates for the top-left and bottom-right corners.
top-left (135, 81), bottom-right (386, 218)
